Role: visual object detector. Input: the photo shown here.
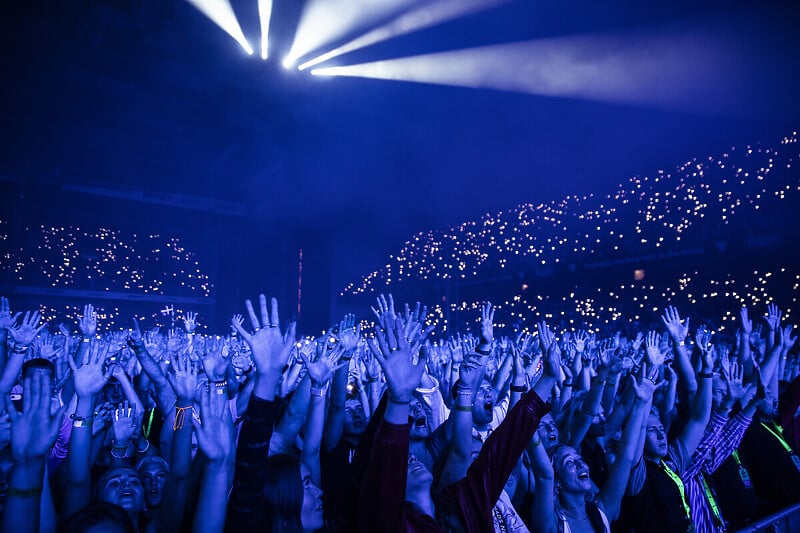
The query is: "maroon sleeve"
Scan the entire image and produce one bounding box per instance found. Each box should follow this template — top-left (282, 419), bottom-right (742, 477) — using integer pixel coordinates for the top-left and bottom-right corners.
top-left (440, 389), bottom-right (550, 530)
top-left (358, 419), bottom-right (414, 533)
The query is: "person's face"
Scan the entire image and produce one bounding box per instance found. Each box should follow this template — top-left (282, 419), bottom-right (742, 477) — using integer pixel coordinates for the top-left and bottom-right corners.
top-left (472, 382), bottom-right (496, 426)
top-left (103, 381), bottom-right (125, 405)
top-left (587, 406), bottom-right (606, 438)
top-left (644, 414), bottom-right (668, 460)
top-left (139, 461), bottom-right (167, 508)
top-left (343, 400), bottom-right (367, 436)
top-left (99, 468), bottom-right (145, 514)
top-left (712, 376), bottom-right (726, 409)
top-left (537, 414), bottom-right (559, 451)
top-left (554, 446), bottom-right (592, 494)
top-left (300, 463), bottom-right (324, 531)
top-left (409, 398), bottom-right (430, 440)
top-left (406, 454), bottom-right (433, 491)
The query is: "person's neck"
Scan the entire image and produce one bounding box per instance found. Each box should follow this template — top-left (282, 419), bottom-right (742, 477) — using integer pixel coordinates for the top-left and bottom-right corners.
top-left (559, 490), bottom-right (588, 516)
top-left (406, 487), bottom-right (436, 518)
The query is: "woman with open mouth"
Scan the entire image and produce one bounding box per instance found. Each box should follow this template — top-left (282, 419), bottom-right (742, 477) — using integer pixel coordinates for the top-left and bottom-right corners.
top-left (527, 366), bottom-right (654, 533)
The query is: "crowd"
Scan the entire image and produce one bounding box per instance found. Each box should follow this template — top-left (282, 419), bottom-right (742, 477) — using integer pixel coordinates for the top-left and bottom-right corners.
top-left (342, 133), bottom-right (799, 295)
top-left (1, 289), bottom-right (799, 532)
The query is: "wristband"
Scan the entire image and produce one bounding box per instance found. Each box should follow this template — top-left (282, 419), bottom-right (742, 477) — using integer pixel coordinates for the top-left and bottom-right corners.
top-left (562, 381), bottom-right (573, 387)
top-left (82, 336), bottom-right (92, 344)
top-left (476, 347), bottom-right (492, 356)
top-left (11, 344), bottom-right (29, 354)
top-left (368, 377), bottom-right (379, 383)
top-left (677, 340), bottom-right (685, 346)
top-left (510, 384), bottom-right (527, 393)
top-left (310, 387), bottom-right (327, 398)
top-left (454, 404), bottom-right (473, 413)
top-left (137, 439), bottom-right (151, 454)
top-left (7, 486), bottom-right (42, 498)
top-left (72, 418), bottom-right (92, 428)
top-left (213, 380), bottom-right (228, 395)
top-left (110, 447), bottom-right (129, 459)
top-left (174, 405), bottom-right (192, 431)
top-left (698, 372), bottom-right (713, 379)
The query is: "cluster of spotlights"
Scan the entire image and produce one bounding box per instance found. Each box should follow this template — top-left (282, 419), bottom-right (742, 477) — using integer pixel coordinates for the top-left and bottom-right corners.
top-left (186, 0), bottom-right (508, 72)
top-left (186, 0), bottom-right (746, 115)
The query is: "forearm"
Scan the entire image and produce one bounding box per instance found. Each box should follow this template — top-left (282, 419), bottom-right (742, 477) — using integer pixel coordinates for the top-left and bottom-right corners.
top-left (323, 366), bottom-right (349, 450)
top-left (116, 372), bottom-right (145, 414)
top-left (673, 342), bottom-right (698, 393)
top-left (3, 461), bottom-right (46, 533)
top-left (193, 459), bottom-right (231, 533)
top-left (0, 352), bottom-right (25, 394)
top-left (63, 393), bottom-right (96, 518)
top-left (440, 389), bottom-right (474, 488)
top-left (602, 373), bottom-right (620, 414)
top-left (273, 377), bottom-right (311, 449)
top-left (301, 385), bottom-right (326, 486)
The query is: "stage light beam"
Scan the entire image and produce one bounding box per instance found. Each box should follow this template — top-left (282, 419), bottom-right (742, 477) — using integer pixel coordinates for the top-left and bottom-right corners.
top-left (185, 0), bottom-right (253, 55)
top-left (258, 0), bottom-right (274, 59)
top-left (285, 0), bottom-right (419, 67)
top-left (298, 0), bottom-right (509, 71)
top-left (307, 25), bottom-right (753, 115)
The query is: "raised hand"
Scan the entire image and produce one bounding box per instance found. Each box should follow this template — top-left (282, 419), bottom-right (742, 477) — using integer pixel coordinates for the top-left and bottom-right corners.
top-left (661, 305), bottom-right (689, 343)
top-left (299, 339), bottom-right (341, 386)
top-left (8, 311), bottom-right (48, 347)
top-left (0, 297), bottom-right (20, 330)
top-left (231, 295), bottom-right (296, 376)
top-left (537, 321), bottom-right (556, 352)
top-left (781, 325), bottom-right (797, 351)
top-left (630, 363), bottom-right (659, 402)
top-left (168, 352), bottom-right (199, 403)
top-left (78, 304), bottom-right (97, 337)
top-left (184, 311), bottom-right (199, 334)
top-left (645, 330), bottom-right (666, 366)
top-left (194, 383), bottom-right (233, 462)
top-left (112, 401), bottom-right (139, 444)
top-left (371, 318), bottom-right (426, 403)
top-left (200, 338), bottom-right (229, 382)
top-left (68, 341), bottom-right (112, 398)
top-left (541, 336), bottom-right (562, 379)
top-left (479, 302), bottom-right (495, 345)
top-left (765, 303), bottom-right (782, 331)
top-left (458, 351), bottom-right (487, 393)
top-left (723, 361), bottom-right (747, 407)
top-left (166, 329), bottom-right (184, 353)
top-left (740, 307), bottom-right (753, 335)
top-left (371, 294), bottom-right (397, 327)
top-left (337, 314), bottom-right (361, 351)
top-left (4, 373), bottom-right (64, 464)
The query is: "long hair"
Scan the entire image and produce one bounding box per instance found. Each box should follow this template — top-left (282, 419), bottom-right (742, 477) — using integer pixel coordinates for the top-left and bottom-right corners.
top-left (262, 454), bottom-right (305, 533)
top-left (60, 502), bottom-right (136, 533)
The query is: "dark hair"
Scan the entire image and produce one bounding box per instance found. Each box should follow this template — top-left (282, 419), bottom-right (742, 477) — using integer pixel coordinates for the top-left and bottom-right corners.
top-left (60, 502), bottom-right (136, 533)
top-left (262, 454), bottom-right (305, 533)
top-left (22, 357), bottom-right (55, 378)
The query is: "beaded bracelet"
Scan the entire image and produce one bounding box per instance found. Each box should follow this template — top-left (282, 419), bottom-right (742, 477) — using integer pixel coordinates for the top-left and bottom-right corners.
top-left (174, 405), bottom-right (192, 430)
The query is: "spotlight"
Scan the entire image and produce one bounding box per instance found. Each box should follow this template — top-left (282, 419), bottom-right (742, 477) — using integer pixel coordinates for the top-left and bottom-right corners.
top-left (282, 57), bottom-right (295, 69)
top-left (285, 0), bottom-right (417, 70)
top-left (258, 0), bottom-right (274, 60)
top-left (186, 0), bottom-right (253, 55)
top-left (298, 0), bottom-right (508, 71)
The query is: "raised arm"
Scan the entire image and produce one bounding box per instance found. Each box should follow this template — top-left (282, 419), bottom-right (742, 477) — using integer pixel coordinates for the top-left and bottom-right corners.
top-left (598, 367), bottom-right (654, 521)
top-left (676, 337), bottom-right (714, 457)
top-left (0, 311), bottom-right (48, 395)
top-left (661, 306), bottom-right (697, 396)
top-left (226, 295), bottom-right (296, 531)
top-left (2, 372), bottom-right (64, 533)
top-left (193, 382), bottom-right (235, 533)
top-left (299, 339), bottom-right (341, 487)
top-left (438, 350), bottom-right (488, 490)
top-left (62, 341), bottom-right (112, 519)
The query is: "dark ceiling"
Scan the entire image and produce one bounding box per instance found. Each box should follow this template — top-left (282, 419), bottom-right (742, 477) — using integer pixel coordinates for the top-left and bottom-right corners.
top-left (2, 0), bottom-right (799, 287)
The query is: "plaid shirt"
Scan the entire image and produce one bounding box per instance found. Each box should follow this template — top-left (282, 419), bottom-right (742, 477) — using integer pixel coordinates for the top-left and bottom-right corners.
top-left (683, 411), bottom-right (753, 533)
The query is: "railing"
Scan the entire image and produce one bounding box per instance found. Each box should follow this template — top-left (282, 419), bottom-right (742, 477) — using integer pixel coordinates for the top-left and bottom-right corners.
top-left (736, 503), bottom-right (800, 533)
